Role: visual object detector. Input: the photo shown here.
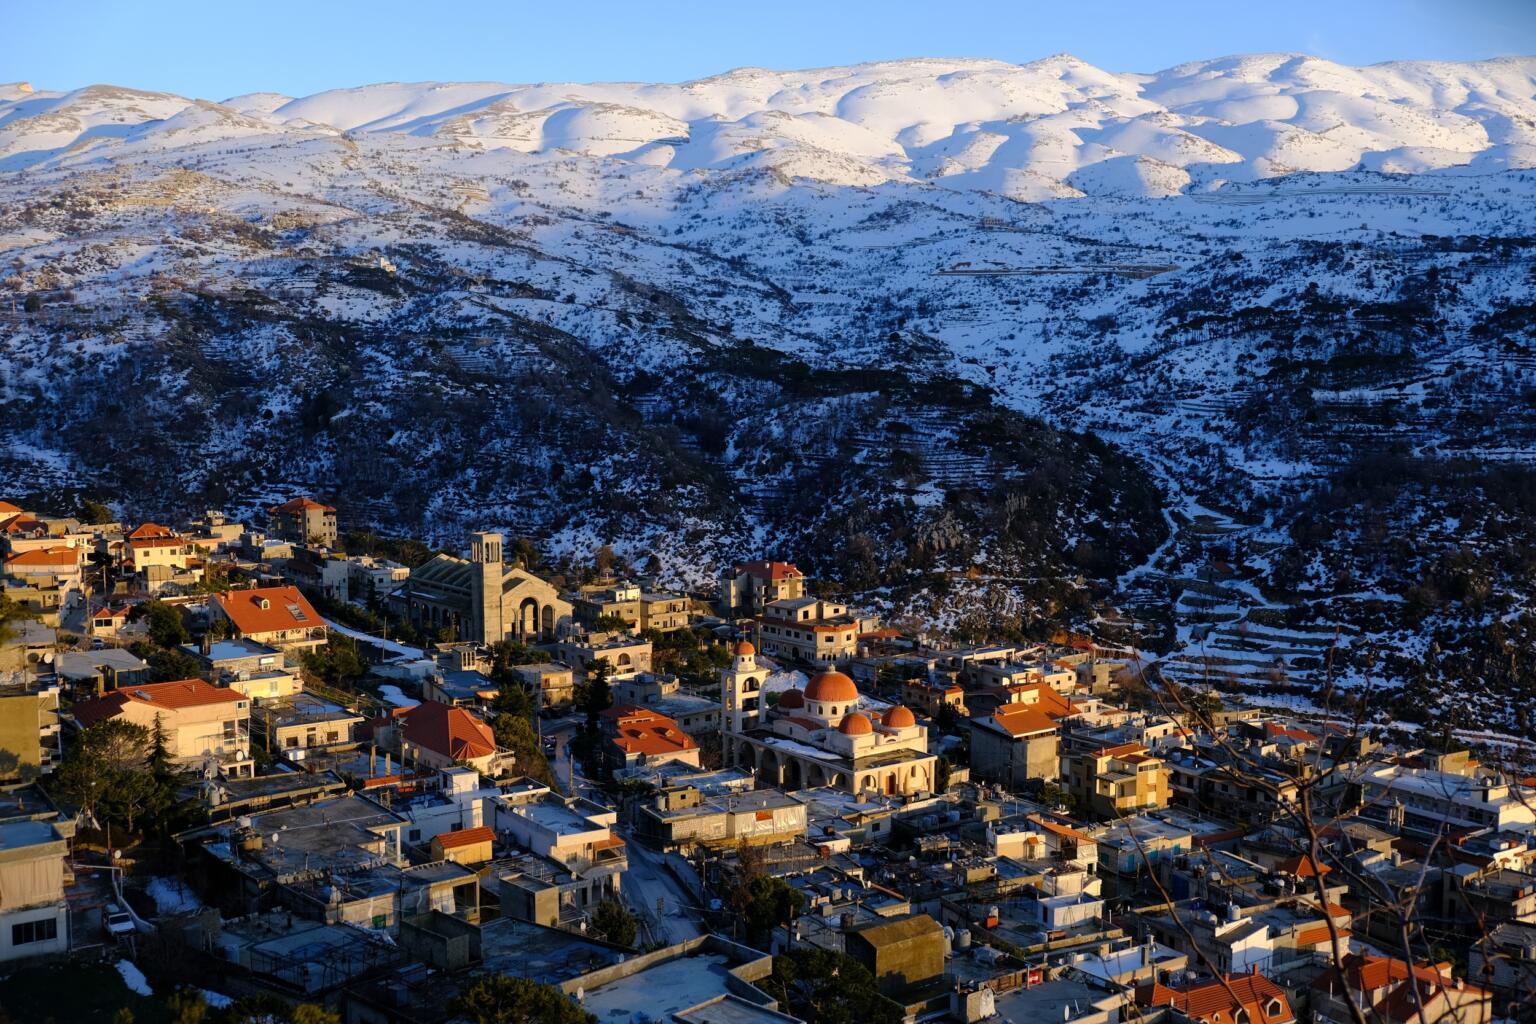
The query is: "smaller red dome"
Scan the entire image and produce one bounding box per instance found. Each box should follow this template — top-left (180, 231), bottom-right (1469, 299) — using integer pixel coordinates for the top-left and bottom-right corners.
top-left (839, 712), bottom-right (873, 736)
top-left (733, 639), bottom-right (756, 657)
top-left (777, 688), bottom-right (805, 709)
top-left (884, 705), bottom-right (916, 728)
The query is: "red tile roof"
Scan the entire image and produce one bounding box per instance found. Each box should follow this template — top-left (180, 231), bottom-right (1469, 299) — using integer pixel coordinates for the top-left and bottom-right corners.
top-left (1138, 972), bottom-right (1294, 1024)
top-left (73, 678), bottom-right (245, 728)
top-left (401, 701), bottom-right (496, 761)
top-left (603, 705), bottom-right (698, 757)
top-left (436, 825), bottom-right (495, 850)
top-left (1276, 854), bottom-right (1332, 878)
top-left (733, 559), bottom-right (802, 580)
top-left (1313, 954), bottom-right (1482, 1024)
top-left (1, 515), bottom-right (47, 536)
top-left (128, 523), bottom-right (177, 540)
top-left (214, 586), bottom-right (323, 636)
top-left (5, 546), bottom-right (79, 568)
top-left (270, 496), bottom-right (336, 514)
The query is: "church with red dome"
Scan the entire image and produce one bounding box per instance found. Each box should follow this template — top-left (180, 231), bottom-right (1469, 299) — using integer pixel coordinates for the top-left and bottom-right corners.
top-left (720, 653), bottom-right (937, 797)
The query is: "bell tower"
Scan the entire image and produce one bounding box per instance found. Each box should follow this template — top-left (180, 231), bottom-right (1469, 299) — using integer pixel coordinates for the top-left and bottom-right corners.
top-left (720, 640), bottom-right (766, 759)
top-left (469, 531), bottom-right (504, 644)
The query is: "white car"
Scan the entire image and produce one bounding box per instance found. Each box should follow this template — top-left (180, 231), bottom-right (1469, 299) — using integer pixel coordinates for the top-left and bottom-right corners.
top-left (104, 904), bottom-right (135, 936)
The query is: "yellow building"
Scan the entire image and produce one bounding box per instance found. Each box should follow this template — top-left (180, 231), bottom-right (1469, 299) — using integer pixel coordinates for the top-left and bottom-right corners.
top-left (1064, 741), bottom-right (1171, 819)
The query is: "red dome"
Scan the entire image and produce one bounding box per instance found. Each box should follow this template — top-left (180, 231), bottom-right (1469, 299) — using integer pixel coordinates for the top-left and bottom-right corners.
top-left (839, 712), bottom-right (873, 736)
top-left (733, 639), bottom-right (756, 657)
top-left (884, 705), bottom-right (916, 729)
top-left (777, 688), bottom-right (805, 709)
top-left (805, 670), bottom-right (859, 703)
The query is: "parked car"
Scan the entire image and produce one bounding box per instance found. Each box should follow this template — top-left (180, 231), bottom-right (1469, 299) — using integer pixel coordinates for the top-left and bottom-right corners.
top-left (104, 903), bottom-right (134, 936)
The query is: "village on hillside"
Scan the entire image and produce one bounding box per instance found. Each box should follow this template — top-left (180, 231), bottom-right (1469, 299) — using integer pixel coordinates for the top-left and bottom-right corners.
top-left (0, 495), bottom-right (1531, 1023)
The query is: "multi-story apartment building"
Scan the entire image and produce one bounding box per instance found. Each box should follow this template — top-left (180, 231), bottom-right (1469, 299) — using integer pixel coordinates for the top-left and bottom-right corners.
top-left (266, 496), bottom-right (338, 547)
top-left (1064, 741), bottom-right (1172, 819)
top-left (719, 560), bottom-right (805, 617)
top-left (757, 596), bottom-right (870, 665)
top-left (0, 678), bottom-right (61, 781)
top-left (1357, 759), bottom-right (1536, 835)
top-left (969, 684), bottom-right (1073, 787)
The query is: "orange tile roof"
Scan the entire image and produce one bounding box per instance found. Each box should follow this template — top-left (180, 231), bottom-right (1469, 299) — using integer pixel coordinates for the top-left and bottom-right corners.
top-left (128, 523), bottom-right (177, 540)
top-left (92, 604), bottom-right (133, 621)
top-left (1313, 953), bottom-right (1483, 1024)
top-left (214, 586), bottom-right (323, 636)
top-left (1027, 814), bottom-right (1097, 844)
top-left (401, 701), bottom-right (496, 761)
top-left (1276, 854), bottom-right (1332, 878)
top-left (5, 546), bottom-right (79, 568)
top-left (436, 826), bottom-right (495, 850)
top-left (1, 515), bottom-right (47, 536)
top-left (73, 678), bottom-right (244, 728)
top-left (1295, 923), bottom-right (1335, 947)
top-left (986, 703), bottom-right (1065, 737)
top-left (0, 501), bottom-right (22, 516)
top-left (1095, 741), bottom-right (1151, 758)
top-left (733, 559), bottom-right (802, 580)
top-left (270, 496), bottom-right (336, 514)
top-left (604, 705), bottom-right (698, 756)
top-left (1139, 972), bottom-right (1294, 1024)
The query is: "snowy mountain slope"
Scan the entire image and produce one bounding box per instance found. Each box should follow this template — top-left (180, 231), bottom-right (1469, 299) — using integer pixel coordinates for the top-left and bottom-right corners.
top-left (3, 54), bottom-right (1536, 731)
top-left (4, 54), bottom-right (1535, 192)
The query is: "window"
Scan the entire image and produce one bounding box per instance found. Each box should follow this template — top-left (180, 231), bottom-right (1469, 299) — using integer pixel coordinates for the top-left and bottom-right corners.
top-left (12, 917), bottom-right (58, 946)
top-left (285, 736), bottom-right (298, 749)
top-left (222, 721), bottom-right (237, 740)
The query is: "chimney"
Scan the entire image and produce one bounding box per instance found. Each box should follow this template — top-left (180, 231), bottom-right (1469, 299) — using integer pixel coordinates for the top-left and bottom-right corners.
top-left (370, 744), bottom-right (377, 776)
top-left (384, 752), bottom-right (392, 774)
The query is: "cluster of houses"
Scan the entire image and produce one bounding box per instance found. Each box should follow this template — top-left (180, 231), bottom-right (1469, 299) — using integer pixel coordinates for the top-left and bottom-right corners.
top-left (0, 496), bottom-right (1531, 1023)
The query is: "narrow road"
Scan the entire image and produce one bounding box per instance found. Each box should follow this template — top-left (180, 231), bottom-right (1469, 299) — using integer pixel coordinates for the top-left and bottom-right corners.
top-left (621, 836), bottom-right (704, 946)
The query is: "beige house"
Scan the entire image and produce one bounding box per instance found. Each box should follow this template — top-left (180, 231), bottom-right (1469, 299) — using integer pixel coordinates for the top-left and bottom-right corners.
top-left (124, 523), bottom-right (202, 585)
top-left (2, 547), bottom-right (83, 625)
top-left (556, 634), bottom-right (652, 677)
top-left (398, 701), bottom-right (499, 774)
top-left (512, 663), bottom-right (575, 708)
top-left (71, 678), bottom-right (252, 775)
top-left (599, 705), bottom-right (701, 771)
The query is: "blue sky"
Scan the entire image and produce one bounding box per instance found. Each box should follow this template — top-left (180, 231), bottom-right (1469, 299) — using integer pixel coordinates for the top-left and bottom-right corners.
top-left (5, 0), bottom-right (1534, 99)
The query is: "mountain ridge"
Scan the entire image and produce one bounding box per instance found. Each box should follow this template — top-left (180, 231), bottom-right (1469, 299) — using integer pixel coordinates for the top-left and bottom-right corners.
top-left (6, 53), bottom-right (1535, 196)
top-left (3, 54), bottom-right (1536, 732)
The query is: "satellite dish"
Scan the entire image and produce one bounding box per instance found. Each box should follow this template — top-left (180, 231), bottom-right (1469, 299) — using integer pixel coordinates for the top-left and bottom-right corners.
top-left (42, 652), bottom-right (54, 664)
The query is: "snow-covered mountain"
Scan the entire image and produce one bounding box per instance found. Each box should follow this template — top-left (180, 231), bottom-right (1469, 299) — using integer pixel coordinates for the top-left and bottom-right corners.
top-left (4, 54), bottom-right (1536, 193)
top-left (3, 54), bottom-right (1536, 733)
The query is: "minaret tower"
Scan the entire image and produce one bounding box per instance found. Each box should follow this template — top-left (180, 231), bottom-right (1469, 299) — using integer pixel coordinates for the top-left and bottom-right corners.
top-left (469, 531), bottom-right (505, 644)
